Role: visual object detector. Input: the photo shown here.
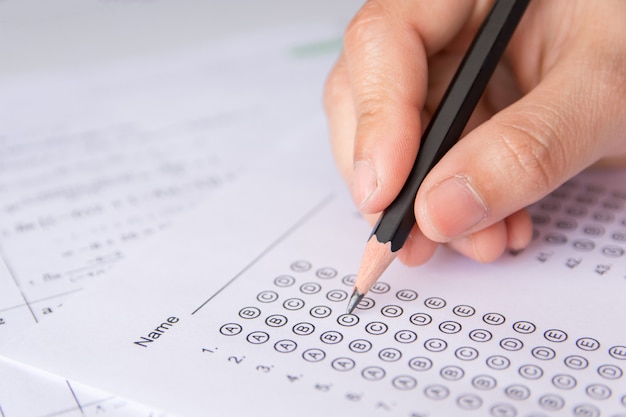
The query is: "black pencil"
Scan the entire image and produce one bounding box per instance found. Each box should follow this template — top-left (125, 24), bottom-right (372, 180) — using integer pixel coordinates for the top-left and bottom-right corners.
top-left (347, 0), bottom-right (530, 314)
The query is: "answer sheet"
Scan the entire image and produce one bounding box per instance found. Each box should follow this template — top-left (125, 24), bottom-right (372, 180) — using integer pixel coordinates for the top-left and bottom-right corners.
top-left (3, 119), bottom-right (626, 416)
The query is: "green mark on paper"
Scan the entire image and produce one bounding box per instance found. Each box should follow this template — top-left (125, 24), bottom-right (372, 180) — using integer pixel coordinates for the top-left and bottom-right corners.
top-left (290, 37), bottom-right (343, 58)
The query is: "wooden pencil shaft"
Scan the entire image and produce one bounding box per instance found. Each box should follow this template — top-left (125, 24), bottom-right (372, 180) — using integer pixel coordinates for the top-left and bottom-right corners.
top-left (371, 0), bottom-right (530, 252)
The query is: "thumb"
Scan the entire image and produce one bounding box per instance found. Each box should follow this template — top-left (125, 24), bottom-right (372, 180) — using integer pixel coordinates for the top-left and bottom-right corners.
top-left (414, 56), bottom-right (625, 242)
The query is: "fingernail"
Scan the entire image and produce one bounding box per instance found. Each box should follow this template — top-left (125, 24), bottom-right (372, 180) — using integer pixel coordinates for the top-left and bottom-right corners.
top-left (423, 175), bottom-right (488, 239)
top-left (352, 160), bottom-right (378, 210)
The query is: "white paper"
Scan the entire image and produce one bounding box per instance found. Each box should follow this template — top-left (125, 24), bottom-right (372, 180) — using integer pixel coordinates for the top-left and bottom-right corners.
top-left (0, 22), bottom-right (343, 339)
top-left (0, 356), bottom-right (173, 417)
top-left (0, 21), bottom-right (345, 417)
top-left (3, 120), bottom-right (626, 416)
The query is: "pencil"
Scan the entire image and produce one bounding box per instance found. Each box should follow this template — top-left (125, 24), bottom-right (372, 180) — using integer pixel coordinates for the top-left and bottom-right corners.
top-left (347, 0), bottom-right (530, 314)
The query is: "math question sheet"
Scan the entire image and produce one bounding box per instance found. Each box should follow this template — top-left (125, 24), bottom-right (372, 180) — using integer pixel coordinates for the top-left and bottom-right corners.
top-left (0, 22), bottom-right (343, 339)
top-left (2, 122), bottom-right (626, 417)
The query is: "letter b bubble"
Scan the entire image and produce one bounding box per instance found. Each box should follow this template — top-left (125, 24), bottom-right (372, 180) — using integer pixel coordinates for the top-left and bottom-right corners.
top-left (349, 339), bottom-right (372, 353)
top-left (238, 307), bottom-right (261, 319)
top-left (320, 331), bottom-right (343, 345)
top-left (292, 322), bottom-right (315, 336)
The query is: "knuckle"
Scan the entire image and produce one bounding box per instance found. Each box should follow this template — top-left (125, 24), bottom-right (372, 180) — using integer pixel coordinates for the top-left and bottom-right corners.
top-left (354, 87), bottom-right (393, 121)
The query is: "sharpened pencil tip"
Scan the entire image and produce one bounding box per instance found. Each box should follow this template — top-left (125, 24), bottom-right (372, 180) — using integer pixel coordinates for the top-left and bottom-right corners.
top-left (346, 288), bottom-right (364, 314)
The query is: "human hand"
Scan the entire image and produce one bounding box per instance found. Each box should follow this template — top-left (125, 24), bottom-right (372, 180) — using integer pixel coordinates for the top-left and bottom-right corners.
top-left (324, 0), bottom-right (626, 265)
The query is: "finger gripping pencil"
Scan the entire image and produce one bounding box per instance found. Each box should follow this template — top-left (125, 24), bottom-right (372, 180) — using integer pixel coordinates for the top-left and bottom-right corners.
top-left (347, 0), bottom-right (530, 314)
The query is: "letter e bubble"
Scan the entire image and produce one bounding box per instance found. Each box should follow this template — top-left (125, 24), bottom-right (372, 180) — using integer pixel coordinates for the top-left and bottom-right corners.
top-left (576, 337), bottom-right (600, 351)
top-left (512, 321), bottom-right (536, 334)
top-left (483, 313), bottom-right (505, 325)
top-left (609, 345), bottom-right (626, 360)
top-left (396, 289), bottom-right (418, 302)
top-left (316, 267), bottom-right (337, 279)
top-left (453, 305), bottom-right (476, 317)
top-left (544, 329), bottom-right (567, 342)
top-left (424, 297), bottom-right (446, 309)
top-left (370, 282), bottom-right (391, 294)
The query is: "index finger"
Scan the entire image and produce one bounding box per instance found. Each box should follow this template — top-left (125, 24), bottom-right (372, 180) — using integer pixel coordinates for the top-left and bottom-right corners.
top-left (343, 0), bottom-right (489, 214)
